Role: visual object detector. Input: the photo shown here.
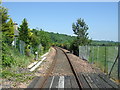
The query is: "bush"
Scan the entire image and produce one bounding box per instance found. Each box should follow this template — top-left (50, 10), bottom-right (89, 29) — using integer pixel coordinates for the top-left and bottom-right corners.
top-left (2, 43), bottom-right (15, 67)
top-left (2, 43), bottom-right (33, 67)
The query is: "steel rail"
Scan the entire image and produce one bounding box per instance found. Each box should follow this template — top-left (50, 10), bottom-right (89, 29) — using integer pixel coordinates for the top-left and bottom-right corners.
top-left (34, 47), bottom-right (82, 89)
top-left (57, 47), bottom-right (82, 89)
top-left (34, 46), bottom-right (57, 88)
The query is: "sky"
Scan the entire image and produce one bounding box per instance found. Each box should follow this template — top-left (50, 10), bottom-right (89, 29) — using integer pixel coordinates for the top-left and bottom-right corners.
top-left (2, 2), bottom-right (118, 41)
top-left (2, 0), bottom-right (120, 2)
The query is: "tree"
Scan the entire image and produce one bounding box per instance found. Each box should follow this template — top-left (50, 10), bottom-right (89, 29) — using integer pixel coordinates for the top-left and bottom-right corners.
top-left (1, 4), bottom-right (15, 67)
top-left (19, 18), bottom-right (30, 44)
top-left (1, 5), bottom-right (14, 45)
top-left (19, 18), bottom-right (32, 56)
top-left (71, 18), bottom-right (91, 55)
top-left (1, 6), bottom-right (9, 27)
top-left (39, 30), bottom-right (50, 51)
top-left (33, 29), bottom-right (51, 51)
top-left (6, 18), bottom-right (14, 44)
top-left (72, 18), bottom-right (90, 45)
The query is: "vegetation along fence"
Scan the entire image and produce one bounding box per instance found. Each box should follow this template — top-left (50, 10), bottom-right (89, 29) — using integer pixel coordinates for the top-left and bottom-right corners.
top-left (79, 45), bottom-right (119, 82)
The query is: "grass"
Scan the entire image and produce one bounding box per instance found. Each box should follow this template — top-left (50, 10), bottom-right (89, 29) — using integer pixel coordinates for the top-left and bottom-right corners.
top-left (1, 69), bottom-right (34, 82)
top-left (79, 45), bottom-right (118, 80)
top-left (1, 43), bottom-right (36, 83)
top-left (88, 46), bottom-right (118, 79)
top-left (1, 43), bottom-right (50, 85)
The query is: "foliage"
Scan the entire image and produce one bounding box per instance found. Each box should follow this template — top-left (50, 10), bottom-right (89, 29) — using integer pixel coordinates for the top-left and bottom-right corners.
top-left (19, 18), bottom-right (30, 44)
top-left (48, 32), bottom-right (75, 44)
top-left (19, 18), bottom-right (35, 56)
top-left (90, 40), bottom-right (118, 46)
top-left (72, 18), bottom-right (90, 45)
top-left (71, 18), bottom-right (91, 55)
top-left (1, 5), bottom-right (16, 67)
top-left (32, 29), bottom-right (51, 52)
top-left (45, 32), bottom-right (75, 51)
top-left (2, 43), bottom-right (15, 67)
top-left (1, 43), bottom-right (33, 67)
top-left (70, 38), bottom-right (79, 56)
top-left (1, 69), bottom-right (34, 82)
top-left (5, 18), bottom-right (14, 44)
top-left (1, 5), bottom-right (14, 45)
top-left (0, 5), bottom-right (9, 25)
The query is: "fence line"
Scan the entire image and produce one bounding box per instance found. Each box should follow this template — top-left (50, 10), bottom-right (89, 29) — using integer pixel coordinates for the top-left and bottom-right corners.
top-left (79, 45), bottom-right (119, 81)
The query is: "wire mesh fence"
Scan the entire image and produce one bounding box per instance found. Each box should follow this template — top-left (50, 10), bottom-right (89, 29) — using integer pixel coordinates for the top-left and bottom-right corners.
top-left (79, 45), bottom-right (119, 81)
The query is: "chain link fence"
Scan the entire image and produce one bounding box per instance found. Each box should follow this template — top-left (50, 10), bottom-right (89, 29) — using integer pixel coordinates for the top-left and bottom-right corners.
top-left (79, 45), bottom-right (119, 81)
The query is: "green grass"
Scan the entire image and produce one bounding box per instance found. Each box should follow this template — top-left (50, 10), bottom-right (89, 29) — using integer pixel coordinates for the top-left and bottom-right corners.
top-left (88, 46), bottom-right (118, 80)
top-left (1, 43), bottom-right (35, 83)
top-left (1, 69), bottom-right (34, 82)
top-left (1, 43), bottom-right (50, 84)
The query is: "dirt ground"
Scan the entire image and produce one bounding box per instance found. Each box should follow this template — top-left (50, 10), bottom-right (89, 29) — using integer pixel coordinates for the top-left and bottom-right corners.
top-left (67, 53), bottom-right (101, 73)
top-left (61, 48), bottom-right (103, 74)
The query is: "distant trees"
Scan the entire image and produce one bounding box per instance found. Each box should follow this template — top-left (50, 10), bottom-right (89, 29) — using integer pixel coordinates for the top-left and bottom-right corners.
top-left (71, 18), bottom-right (91, 55)
top-left (32, 29), bottom-right (51, 52)
top-left (47, 32), bottom-right (75, 50)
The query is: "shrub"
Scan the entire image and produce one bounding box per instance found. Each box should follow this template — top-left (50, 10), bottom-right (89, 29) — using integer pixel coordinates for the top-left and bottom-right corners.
top-left (2, 43), bottom-right (15, 67)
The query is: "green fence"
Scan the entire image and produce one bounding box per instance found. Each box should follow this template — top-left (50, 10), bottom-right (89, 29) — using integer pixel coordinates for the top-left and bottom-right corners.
top-left (79, 45), bottom-right (118, 81)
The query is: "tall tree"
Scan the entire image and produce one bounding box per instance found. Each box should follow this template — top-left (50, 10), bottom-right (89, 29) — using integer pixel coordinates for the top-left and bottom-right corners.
top-left (71, 18), bottom-right (91, 55)
top-left (19, 18), bottom-right (30, 44)
top-left (1, 4), bottom-right (15, 66)
top-left (6, 18), bottom-right (14, 44)
top-left (72, 18), bottom-right (90, 45)
top-left (19, 18), bottom-right (32, 56)
top-left (1, 5), bottom-right (14, 45)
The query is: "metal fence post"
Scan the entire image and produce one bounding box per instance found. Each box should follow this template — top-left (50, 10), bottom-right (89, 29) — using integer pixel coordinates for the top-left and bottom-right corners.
top-left (118, 1), bottom-right (120, 82)
top-left (118, 45), bottom-right (120, 82)
top-left (97, 46), bottom-right (99, 66)
top-left (104, 46), bottom-right (108, 74)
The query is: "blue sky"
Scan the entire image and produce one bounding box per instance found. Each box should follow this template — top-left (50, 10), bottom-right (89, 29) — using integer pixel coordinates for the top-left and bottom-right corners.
top-left (3, 2), bottom-right (118, 41)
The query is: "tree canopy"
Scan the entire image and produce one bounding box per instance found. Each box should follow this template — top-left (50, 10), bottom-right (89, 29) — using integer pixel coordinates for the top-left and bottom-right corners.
top-left (19, 18), bottom-right (30, 44)
top-left (72, 18), bottom-right (90, 45)
top-left (71, 18), bottom-right (91, 55)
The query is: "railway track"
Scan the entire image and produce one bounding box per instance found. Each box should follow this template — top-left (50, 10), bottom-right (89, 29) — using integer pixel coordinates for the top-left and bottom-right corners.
top-left (28, 47), bottom-right (82, 89)
top-left (28, 47), bottom-right (119, 89)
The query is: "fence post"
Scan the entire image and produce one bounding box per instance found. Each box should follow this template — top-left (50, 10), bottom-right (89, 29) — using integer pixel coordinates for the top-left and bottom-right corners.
top-left (118, 1), bottom-right (120, 82)
top-left (97, 46), bottom-right (99, 66)
top-left (118, 45), bottom-right (120, 82)
top-left (79, 46), bottom-right (80, 58)
top-left (92, 46), bottom-right (94, 64)
top-left (104, 46), bottom-right (108, 74)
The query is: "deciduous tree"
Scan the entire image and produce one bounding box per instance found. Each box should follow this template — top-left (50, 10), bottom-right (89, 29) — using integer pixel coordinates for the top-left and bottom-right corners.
top-left (71, 18), bottom-right (91, 55)
top-left (72, 18), bottom-right (90, 45)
